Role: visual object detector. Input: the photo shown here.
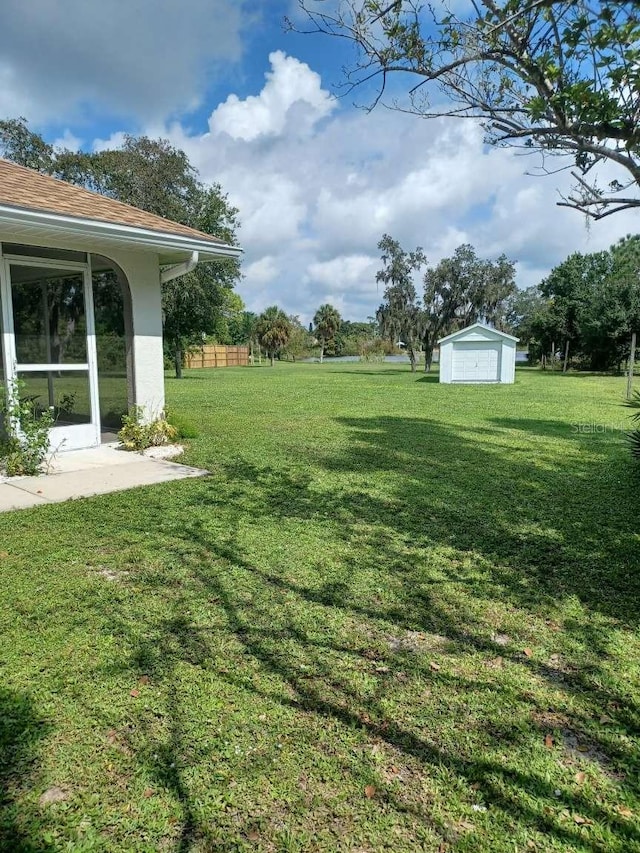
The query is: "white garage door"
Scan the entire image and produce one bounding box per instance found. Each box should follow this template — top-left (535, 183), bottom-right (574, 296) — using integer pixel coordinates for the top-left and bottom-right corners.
top-left (452, 341), bottom-right (500, 382)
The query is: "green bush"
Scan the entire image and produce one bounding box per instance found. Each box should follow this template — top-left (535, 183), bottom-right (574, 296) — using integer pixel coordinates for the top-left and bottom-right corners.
top-left (0, 380), bottom-right (54, 476)
top-left (118, 407), bottom-right (178, 452)
top-left (626, 390), bottom-right (640, 460)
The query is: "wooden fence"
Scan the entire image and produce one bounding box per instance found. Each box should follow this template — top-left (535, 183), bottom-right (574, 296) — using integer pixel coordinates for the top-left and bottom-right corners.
top-left (184, 345), bottom-right (249, 369)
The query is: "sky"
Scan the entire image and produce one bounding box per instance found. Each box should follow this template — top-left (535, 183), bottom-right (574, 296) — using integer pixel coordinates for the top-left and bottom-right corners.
top-left (1, 0), bottom-right (638, 324)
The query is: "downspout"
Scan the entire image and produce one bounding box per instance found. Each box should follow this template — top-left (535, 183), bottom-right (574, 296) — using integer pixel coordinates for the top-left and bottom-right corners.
top-left (160, 250), bottom-right (199, 284)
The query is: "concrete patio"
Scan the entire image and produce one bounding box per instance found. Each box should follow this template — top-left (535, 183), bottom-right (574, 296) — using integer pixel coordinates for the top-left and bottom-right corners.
top-left (0, 444), bottom-right (208, 512)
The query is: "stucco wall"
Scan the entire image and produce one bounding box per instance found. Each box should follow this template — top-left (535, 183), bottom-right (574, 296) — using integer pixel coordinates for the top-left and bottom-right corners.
top-left (102, 248), bottom-right (165, 421)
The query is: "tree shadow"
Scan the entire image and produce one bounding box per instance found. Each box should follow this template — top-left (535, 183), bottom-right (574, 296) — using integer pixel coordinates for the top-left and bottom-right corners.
top-left (325, 368), bottom-right (418, 376)
top-left (0, 689), bottom-right (52, 853)
top-left (10, 404), bottom-right (632, 849)
top-left (79, 408), bottom-right (640, 848)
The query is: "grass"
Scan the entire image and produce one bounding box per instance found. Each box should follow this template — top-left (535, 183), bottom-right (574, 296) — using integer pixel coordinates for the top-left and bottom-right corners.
top-left (1, 363), bottom-right (639, 852)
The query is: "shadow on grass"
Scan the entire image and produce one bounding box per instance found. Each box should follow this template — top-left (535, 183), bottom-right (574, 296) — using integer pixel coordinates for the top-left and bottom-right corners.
top-left (0, 690), bottom-right (51, 853)
top-left (86, 412), bottom-right (640, 849)
top-left (325, 368), bottom-right (420, 376)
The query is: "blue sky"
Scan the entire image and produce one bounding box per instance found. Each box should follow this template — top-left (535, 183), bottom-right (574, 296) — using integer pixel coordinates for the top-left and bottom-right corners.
top-left (1, 0), bottom-right (637, 323)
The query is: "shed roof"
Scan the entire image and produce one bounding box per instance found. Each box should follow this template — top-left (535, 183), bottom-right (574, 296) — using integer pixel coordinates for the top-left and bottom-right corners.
top-left (437, 322), bottom-right (519, 345)
top-left (0, 158), bottom-right (235, 253)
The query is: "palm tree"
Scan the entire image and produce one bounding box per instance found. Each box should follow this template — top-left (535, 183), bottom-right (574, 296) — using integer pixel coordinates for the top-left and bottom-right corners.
top-left (255, 306), bottom-right (292, 366)
top-left (626, 389), bottom-right (640, 459)
top-left (313, 304), bottom-right (341, 364)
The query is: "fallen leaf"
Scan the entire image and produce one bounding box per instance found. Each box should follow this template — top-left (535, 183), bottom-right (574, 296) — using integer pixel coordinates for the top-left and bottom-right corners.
top-left (575, 771), bottom-right (586, 784)
top-left (523, 648), bottom-right (533, 657)
top-left (0, 551), bottom-right (9, 558)
top-left (375, 665), bottom-right (390, 673)
top-left (488, 656), bottom-right (504, 668)
top-left (39, 787), bottom-right (67, 806)
top-left (544, 734), bottom-right (554, 749)
top-left (130, 689), bottom-right (140, 698)
top-left (573, 814), bottom-right (592, 825)
top-left (615, 805), bottom-right (633, 818)
top-left (364, 785), bottom-right (376, 799)
top-left (139, 675), bottom-right (151, 685)
top-left (457, 820), bottom-right (475, 832)
top-left (143, 788), bottom-right (154, 798)
top-left (599, 714), bottom-right (613, 724)
top-left (430, 661), bottom-right (441, 671)
top-left (106, 729), bottom-right (118, 744)
top-left (247, 829), bottom-right (260, 842)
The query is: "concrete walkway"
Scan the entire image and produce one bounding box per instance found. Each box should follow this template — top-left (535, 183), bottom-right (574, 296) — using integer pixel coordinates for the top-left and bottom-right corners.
top-left (0, 444), bottom-right (208, 512)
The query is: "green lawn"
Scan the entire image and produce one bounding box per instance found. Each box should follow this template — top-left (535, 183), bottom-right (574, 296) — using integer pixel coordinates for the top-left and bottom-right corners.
top-left (1, 364), bottom-right (639, 852)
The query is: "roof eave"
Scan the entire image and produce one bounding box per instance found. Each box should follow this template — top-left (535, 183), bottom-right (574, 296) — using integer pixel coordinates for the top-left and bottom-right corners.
top-left (438, 322), bottom-right (519, 344)
top-left (0, 203), bottom-right (243, 261)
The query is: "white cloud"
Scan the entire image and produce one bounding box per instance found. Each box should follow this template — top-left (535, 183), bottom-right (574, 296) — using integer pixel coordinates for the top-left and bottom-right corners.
top-left (0, 0), bottom-right (247, 124)
top-left (209, 51), bottom-right (336, 141)
top-left (51, 130), bottom-right (83, 153)
top-left (306, 255), bottom-right (378, 289)
top-left (244, 256), bottom-right (279, 285)
top-left (98, 50), bottom-right (640, 324)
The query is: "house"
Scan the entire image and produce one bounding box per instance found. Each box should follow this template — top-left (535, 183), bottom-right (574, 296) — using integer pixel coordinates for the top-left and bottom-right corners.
top-left (438, 322), bottom-right (518, 384)
top-left (0, 159), bottom-right (241, 452)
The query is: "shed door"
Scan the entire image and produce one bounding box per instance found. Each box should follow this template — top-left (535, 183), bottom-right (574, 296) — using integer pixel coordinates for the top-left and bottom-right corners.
top-left (451, 341), bottom-right (500, 382)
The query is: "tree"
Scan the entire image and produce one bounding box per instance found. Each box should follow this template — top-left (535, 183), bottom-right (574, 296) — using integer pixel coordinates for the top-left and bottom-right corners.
top-left (282, 316), bottom-right (314, 361)
top-left (228, 310), bottom-right (258, 347)
top-left (255, 307), bottom-right (292, 366)
top-left (313, 303), bottom-right (342, 363)
top-left (539, 252), bottom-right (611, 372)
top-left (0, 119), bottom-right (242, 378)
top-left (290, 1), bottom-right (640, 219)
top-left (334, 320), bottom-right (377, 356)
top-left (375, 235), bottom-right (426, 372)
top-left (0, 116), bottom-right (53, 172)
top-left (423, 244), bottom-right (516, 370)
top-left (509, 240), bottom-right (640, 372)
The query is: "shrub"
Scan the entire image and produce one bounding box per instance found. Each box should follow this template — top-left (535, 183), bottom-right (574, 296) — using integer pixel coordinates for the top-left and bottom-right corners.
top-left (626, 390), bottom-right (640, 460)
top-left (118, 407), bottom-right (178, 452)
top-left (0, 380), bottom-right (54, 476)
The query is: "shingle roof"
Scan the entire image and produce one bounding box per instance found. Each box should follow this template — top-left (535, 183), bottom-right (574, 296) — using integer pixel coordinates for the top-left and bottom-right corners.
top-left (0, 158), bottom-right (227, 246)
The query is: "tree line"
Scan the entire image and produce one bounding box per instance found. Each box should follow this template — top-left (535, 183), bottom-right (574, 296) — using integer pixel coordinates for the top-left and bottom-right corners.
top-left (507, 236), bottom-right (640, 374)
top-left (376, 235), bottom-right (517, 372)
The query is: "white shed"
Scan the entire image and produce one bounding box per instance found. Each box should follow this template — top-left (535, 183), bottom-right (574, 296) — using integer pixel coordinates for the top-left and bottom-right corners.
top-left (438, 323), bottom-right (518, 384)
